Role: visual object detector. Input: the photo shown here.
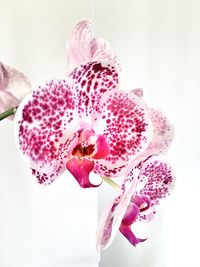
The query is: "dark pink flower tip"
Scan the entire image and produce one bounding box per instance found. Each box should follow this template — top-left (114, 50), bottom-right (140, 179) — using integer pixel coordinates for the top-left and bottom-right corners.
top-left (131, 195), bottom-right (151, 212)
top-left (121, 202), bottom-right (139, 225)
top-left (119, 224), bottom-right (147, 247)
top-left (66, 157), bottom-right (101, 188)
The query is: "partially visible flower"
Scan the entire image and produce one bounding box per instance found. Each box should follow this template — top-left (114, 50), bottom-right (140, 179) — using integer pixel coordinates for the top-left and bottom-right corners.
top-left (66, 19), bottom-right (121, 74)
top-left (131, 88), bottom-right (174, 165)
top-left (97, 156), bottom-right (175, 250)
top-left (0, 62), bottom-right (31, 116)
top-left (14, 20), bottom-right (152, 188)
top-left (96, 87), bottom-right (175, 250)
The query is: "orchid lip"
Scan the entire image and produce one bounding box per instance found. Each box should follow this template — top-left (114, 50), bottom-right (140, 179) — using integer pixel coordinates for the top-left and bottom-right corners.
top-left (66, 130), bottom-right (110, 188)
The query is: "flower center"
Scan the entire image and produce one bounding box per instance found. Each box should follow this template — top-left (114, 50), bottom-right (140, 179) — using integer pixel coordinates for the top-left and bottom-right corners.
top-left (72, 143), bottom-right (95, 158)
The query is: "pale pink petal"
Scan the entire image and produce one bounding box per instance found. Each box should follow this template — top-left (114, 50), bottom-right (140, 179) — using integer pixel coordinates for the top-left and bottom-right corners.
top-left (136, 156), bottom-right (175, 221)
top-left (145, 108), bottom-right (174, 155)
top-left (94, 90), bottom-right (153, 177)
top-left (134, 108), bottom-right (174, 166)
top-left (0, 62), bottom-right (31, 114)
top-left (66, 158), bottom-right (101, 188)
top-left (67, 20), bottom-right (92, 73)
top-left (67, 19), bottom-right (120, 73)
top-left (131, 88), bottom-right (143, 98)
top-left (0, 91), bottom-right (19, 112)
top-left (0, 62), bottom-right (9, 90)
top-left (96, 177), bottom-right (137, 250)
top-left (14, 79), bottom-right (80, 179)
top-left (90, 38), bottom-right (121, 72)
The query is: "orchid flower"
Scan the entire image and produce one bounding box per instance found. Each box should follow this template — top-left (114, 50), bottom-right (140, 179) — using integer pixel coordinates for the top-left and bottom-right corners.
top-left (14, 20), bottom-right (153, 188)
top-left (96, 156), bottom-right (175, 250)
top-left (0, 62), bottom-right (31, 119)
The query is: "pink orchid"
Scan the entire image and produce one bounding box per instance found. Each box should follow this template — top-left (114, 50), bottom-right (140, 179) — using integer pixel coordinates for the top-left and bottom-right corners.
top-left (14, 20), bottom-right (153, 188)
top-left (97, 156), bottom-right (175, 250)
top-left (0, 62), bottom-right (31, 116)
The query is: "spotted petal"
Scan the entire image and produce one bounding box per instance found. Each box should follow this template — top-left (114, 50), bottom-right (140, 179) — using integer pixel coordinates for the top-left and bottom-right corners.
top-left (135, 107), bottom-right (174, 168)
top-left (146, 108), bottom-right (174, 155)
top-left (14, 79), bottom-right (80, 183)
top-left (136, 156), bottom-right (175, 221)
top-left (94, 90), bottom-right (153, 177)
top-left (0, 62), bottom-right (31, 114)
top-left (67, 19), bottom-right (120, 73)
top-left (69, 61), bottom-right (119, 118)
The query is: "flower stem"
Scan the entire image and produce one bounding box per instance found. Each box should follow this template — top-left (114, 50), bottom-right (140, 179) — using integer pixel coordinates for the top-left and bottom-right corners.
top-left (101, 176), bottom-right (121, 191)
top-left (0, 106), bottom-right (18, 121)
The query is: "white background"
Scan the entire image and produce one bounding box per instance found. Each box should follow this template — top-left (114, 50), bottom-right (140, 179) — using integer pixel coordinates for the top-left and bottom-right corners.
top-left (95, 1), bottom-right (200, 267)
top-left (0, 1), bottom-right (200, 267)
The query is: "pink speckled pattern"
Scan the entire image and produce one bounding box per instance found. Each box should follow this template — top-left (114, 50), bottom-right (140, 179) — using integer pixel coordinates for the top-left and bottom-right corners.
top-left (131, 104), bottom-right (174, 167)
top-left (146, 108), bottom-right (174, 155)
top-left (69, 61), bottom-right (119, 117)
top-left (16, 79), bottom-right (79, 177)
top-left (15, 61), bottom-right (152, 187)
top-left (94, 90), bottom-right (152, 177)
top-left (137, 157), bottom-right (175, 207)
top-left (0, 62), bottom-right (31, 114)
top-left (97, 156), bottom-right (175, 249)
top-left (67, 19), bottom-right (121, 73)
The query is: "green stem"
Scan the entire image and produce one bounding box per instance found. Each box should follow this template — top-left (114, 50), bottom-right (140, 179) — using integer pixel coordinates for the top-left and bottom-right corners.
top-left (101, 176), bottom-right (121, 191)
top-left (0, 106), bottom-right (18, 121)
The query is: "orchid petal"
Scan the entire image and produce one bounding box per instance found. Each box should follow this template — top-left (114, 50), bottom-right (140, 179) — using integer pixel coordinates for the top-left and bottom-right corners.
top-left (96, 178), bottom-right (137, 250)
top-left (69, 61), bottom-right (119, 118)
top-left (145, 108), bottom-right (174, 155)
top-left (0, 62), bottom-right (31, 114)
top-left (119, 224), bottom-right (147, 247)
top-left (66, 158), bottom-right (100, 188)
top-left (131, 195), bottom-right (151, 212)
top-left (94, 90), bottom-right (153, 177)
top-left (137, 156), bottom-right (175, 207)
top-left (67, 19), bottom-right (120, 73)
top-left (14, 79), bottom-right (80, 178)
top-left (131, 88), bottom-right (143, 98)
top-left (134, 108), bottom-right (174, 166)
top-left (90, 37), bottom-right (121, 72)
top-left (92, 134), bottom-right (110, 159)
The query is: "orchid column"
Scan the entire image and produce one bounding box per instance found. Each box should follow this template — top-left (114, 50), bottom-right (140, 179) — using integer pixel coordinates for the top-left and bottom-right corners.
top-left (0, 1), bottom-right (98, 267)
